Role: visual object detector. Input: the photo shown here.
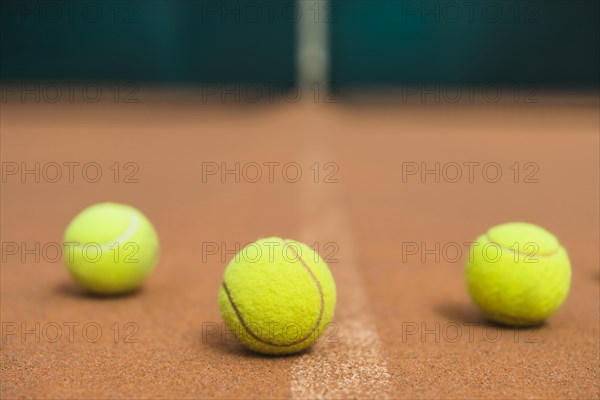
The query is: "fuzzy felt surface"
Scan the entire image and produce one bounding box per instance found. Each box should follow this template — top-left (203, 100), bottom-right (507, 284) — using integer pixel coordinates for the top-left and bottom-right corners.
top-left (219, 237), bottom-right (336, 354)
top-left (63, 202), bottom-right (160, 294)
top-left (466, 223), bottom-right (571, 326)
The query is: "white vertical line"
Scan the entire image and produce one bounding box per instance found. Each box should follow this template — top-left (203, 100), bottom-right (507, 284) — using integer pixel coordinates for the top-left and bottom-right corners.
top-left (296, 0), bottom-right (330, 88)
top-left (290, 154), bottom-right (392, 399)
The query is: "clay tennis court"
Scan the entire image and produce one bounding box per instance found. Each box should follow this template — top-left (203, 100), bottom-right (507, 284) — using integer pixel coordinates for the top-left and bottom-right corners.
top-left (1, 93), bottom-right (598, 399)
top-left (2, 1), bottom-right (599, 398)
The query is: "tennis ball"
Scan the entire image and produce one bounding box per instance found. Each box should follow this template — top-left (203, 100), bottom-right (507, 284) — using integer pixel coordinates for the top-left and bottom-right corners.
top-left (466, 222), bottom-right (571, 326)
top-left (63, 202), bottom-right (159, 295)
top-left (218, 237), bottom-right (336, 355)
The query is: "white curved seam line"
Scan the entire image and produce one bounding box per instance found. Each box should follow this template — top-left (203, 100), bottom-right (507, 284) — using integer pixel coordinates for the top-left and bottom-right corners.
top-left (70, 212), bottom-right (140, 250)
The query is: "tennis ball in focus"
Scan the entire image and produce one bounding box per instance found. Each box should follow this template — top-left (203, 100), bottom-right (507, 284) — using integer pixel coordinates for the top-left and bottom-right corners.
top-left (466, 222), bottom-right (571, 326)
top-left (63, 202), bottom-right (159, 295)
top-left (218, 237), bottom-right (336, 355)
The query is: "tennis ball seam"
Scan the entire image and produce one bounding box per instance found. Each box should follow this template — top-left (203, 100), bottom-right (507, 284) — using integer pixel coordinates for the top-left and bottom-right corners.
top-left (69, 211), bottom-right (140, 251)
top-left (222, 240), bottom-right (325, 347)
top-left (483, 234), bottom-right (561, 258)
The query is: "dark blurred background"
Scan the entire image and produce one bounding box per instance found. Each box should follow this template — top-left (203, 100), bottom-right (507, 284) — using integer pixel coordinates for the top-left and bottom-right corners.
top-left (1, 0), bottom-right (598, 88)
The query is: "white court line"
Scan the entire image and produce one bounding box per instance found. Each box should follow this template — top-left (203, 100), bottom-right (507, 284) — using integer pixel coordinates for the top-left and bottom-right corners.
top-left (296, 0), bottom-right (330, 87)
top-left (290, 168), bottom-right (392, 399)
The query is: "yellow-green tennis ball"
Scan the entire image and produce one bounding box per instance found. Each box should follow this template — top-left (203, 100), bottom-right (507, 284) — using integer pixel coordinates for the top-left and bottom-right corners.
top-left (466, 222), bottom-right (571, 326)
top-left (218, 237), bottom-right (336, 355)
top-left (63, 202), bottom-right (159, 295)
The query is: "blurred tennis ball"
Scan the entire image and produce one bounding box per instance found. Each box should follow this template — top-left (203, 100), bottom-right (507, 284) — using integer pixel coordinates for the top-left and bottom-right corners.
top-left (64, 202), bottom-right (159, 295)
top-left (466, 222), bottom-right (571, 326)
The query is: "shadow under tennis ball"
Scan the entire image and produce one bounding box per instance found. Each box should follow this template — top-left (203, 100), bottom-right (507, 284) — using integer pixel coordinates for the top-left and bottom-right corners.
top-left (201, 334), bottom-right (313, 359)
top-left (55, 281), bottom-right (144, 300)
top-left (433, 302), bottom-right (486, 324)
top-left (434, 302), bottom-right (548, 330)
